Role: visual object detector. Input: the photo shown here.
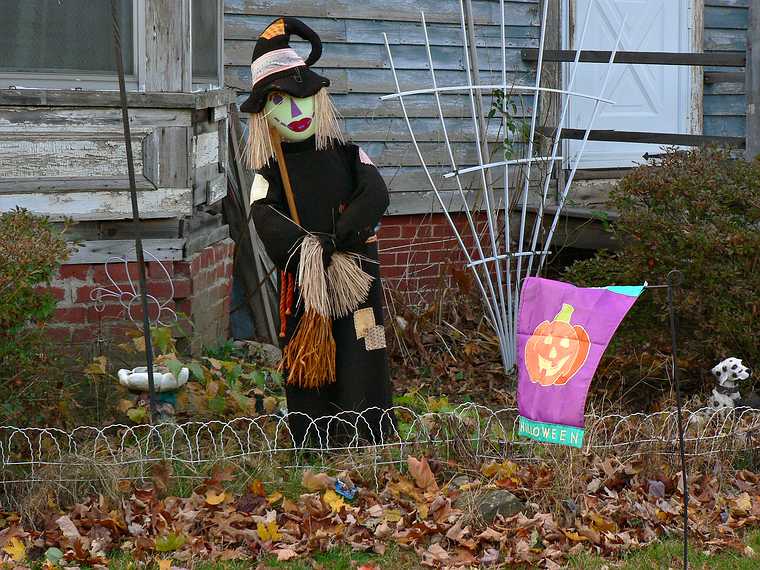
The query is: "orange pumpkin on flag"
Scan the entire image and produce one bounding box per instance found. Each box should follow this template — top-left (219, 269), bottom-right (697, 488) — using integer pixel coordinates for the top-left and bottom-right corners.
top-left (524, 303), bottom-right (590, 386)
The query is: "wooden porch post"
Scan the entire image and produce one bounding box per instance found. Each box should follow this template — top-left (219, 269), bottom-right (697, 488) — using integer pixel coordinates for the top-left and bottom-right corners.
top-left (747, 0), bottom-right (760, 160)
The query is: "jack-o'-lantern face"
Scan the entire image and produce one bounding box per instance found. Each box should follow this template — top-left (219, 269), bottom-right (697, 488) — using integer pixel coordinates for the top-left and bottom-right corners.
top-left (524, 303), bottom-right (590, 386)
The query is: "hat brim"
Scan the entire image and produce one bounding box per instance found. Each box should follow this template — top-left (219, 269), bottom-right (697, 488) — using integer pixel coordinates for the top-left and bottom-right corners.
top-left (240, 67), bottom-right (330, 114)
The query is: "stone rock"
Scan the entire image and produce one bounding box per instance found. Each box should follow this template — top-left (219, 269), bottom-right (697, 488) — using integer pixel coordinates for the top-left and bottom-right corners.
top-left (451, 475), bottom-right (471, 488)
top-left (456, 489), bottom-right (526, 524)
top-left (236, 340), bottom-right (282, 366)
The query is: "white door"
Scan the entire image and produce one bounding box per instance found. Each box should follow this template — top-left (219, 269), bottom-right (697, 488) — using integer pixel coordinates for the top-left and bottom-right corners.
top-left (565, 0), bottom-right (693, 168)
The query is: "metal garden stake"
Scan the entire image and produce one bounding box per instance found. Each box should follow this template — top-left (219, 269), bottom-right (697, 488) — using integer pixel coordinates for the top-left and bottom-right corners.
top-left (110, 0), bottom-right (158, 422)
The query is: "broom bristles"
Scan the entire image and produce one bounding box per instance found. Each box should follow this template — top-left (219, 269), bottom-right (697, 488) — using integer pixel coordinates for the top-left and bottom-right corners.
top-left (327, 252), bottom-right (374, 318)
top-left (281, 309), bottom-right (336, 387)
top-left (281, 236), bottom-right (375, 388)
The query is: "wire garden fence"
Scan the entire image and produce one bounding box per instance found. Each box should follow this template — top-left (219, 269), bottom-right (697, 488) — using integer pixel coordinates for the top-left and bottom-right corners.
top-left (1, 404), bottom-right (758, 506)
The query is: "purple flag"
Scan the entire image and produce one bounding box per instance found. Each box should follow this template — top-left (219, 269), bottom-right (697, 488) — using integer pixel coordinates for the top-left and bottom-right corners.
top-left (517, 277), bottom-right (644, 447)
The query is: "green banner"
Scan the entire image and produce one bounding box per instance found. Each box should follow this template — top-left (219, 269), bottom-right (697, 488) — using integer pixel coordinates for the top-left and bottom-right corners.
top-left (518, 416), bottom-right (585, 448)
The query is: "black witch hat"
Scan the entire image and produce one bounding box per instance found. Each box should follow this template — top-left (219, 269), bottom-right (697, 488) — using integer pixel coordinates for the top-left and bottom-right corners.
top-left (239, 17), bottom-right (330, 114)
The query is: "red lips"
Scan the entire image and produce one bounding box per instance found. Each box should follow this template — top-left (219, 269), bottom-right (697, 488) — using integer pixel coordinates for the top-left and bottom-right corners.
top-left (288, 118), bottom-right (312, 132)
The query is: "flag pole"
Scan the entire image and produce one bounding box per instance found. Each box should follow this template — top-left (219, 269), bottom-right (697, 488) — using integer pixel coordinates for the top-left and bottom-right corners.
top-left (666, 269), bottom-right (689, 569)
top-left (110, 0), bottom-right (158, 422)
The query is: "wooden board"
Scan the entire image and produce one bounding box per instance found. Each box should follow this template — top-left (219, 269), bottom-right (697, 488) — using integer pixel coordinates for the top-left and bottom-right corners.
top-left (0, 176), bottom-right (155, 194)
top-left (0, 108), bottom-right (191, 132)
top-left (0, 89), bottom-right (235, 109)
top-left (67, 239), bottom-right (185, 264)
top-left (143, 127), bottom-right (190, 188)
top-left (224, 0), bottom-right (534, 26)
top-left (543, 128), bottom-right (745, 147)
top-left (521, 48), bottom-right (746, 67)
top-left (747, 1), bottom-right (760, 158)
top-left (225, 41), bottom-right (529, 71)
top-left (194, 131), bottom-right (220, 168)
top-left (226, 66), bottom-right (516, 93)
top-left (185, 224), bottom-right (230, 256)
top-left (225, 15), bottom-right (538, 46)
top-left (0, 133), bottom-right (145, 178)
top-left (145, 0), bottom-right (191, 92)
top-left (0, 187), bottom-right (193, 221)
top-left (51, 219), bottom-right (182, 242)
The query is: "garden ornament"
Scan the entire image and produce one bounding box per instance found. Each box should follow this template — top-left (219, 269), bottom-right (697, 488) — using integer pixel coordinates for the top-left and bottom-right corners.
top-left (710, 357), bottom-right (757, 409)
top-left (117, 366), bottom-right (189, 392)
top-left (244, 17), bottom-right (394, 445)
top-left (118, 366), bottom-right (189, 423)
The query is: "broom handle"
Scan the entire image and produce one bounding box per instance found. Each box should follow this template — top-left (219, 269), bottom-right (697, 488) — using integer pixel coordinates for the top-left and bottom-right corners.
top-left (268, 126), bottom-right (301, 226)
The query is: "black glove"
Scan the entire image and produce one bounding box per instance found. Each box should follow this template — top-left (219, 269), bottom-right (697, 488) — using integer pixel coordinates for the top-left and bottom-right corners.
top-left (336, 228), bottom-right (371, 252)
top-left (319, 234), bottom-right (336, 269)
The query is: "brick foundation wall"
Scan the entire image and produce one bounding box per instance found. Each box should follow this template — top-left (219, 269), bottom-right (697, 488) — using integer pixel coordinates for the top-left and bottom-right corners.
top-left (378, 212), bottom-right (484, 294)
top-left (41, 238), bottom-right (234, 355)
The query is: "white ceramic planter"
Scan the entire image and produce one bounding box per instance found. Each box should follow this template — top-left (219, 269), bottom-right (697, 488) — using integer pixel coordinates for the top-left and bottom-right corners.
top-left (117, 366), bottom-right (189, 392)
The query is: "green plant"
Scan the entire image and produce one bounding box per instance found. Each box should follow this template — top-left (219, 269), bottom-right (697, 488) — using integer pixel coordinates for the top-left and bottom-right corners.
top-left (489, 89), bottom-right (527, 160)
top-left (0, 208), bottom-right (70, 362)
top-left (0, 209), bottom-right (74, 425)
top-left (565, 147), bottom-right (760, 397)
top-left (117, 327), bottom-right (286, 422)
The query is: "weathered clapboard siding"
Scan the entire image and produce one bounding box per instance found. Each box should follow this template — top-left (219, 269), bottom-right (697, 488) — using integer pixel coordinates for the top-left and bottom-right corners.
top-left (0, 134), bottom-right (146, 178)
top-left (0, 187), bottom-right (193, 221)
top-left (223, 0), bottom-right (540, 211)
top-left (704, 0), bottom-right (749, 138)
top-left (224, 0), bottom-right (536, 25)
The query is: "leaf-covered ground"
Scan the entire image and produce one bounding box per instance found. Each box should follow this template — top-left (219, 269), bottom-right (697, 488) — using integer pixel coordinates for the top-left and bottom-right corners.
top-left (2, 453), bottom-right (760, 569)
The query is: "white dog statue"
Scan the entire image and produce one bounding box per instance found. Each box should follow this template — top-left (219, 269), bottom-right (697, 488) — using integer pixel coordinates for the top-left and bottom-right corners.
top-left (710, 357), bottom-right (754, 409)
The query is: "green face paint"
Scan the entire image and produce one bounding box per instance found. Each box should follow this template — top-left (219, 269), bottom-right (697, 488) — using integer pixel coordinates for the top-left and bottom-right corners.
top-left (264, 91), bottom-right (316, 142)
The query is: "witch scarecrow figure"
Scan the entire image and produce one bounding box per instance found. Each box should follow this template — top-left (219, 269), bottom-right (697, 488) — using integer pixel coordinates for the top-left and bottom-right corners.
top-left (242, 17), bottom-right (394, 445)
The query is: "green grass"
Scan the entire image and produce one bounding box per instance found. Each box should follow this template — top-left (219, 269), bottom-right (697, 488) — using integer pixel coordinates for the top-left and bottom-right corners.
top-left (98, 545), bottom-right (418, 570)
top-left (259, 545), bottom-right (419, 569)
top-left (568, 530), bottom-right (760, 569)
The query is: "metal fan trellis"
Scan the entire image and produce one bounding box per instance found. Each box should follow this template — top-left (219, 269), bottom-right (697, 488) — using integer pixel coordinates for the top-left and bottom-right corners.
top-left (381, 0), bottom-right (626, 372)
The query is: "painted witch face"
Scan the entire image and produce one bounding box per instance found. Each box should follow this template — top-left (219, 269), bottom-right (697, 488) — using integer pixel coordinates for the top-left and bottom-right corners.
top-left (264, 91), bottom-right (317, 141)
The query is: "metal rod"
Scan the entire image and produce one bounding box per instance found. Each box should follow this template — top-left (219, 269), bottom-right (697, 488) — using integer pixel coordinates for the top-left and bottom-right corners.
top-left (513, 0), bottom-right (550, 363)
top-left (110, 0), bottom-right (157, 422)
top-left (380, 84), bottom-right (615, 105)
top-left (500, 0), bottom-right (515, 364)
top-left (383, 32), bottom-right (504, 341)
top-left (442, 156), bottom-right (563, 179)
top-left (419, 13), bottom-right (505, 351)
top-left (525, 0), bottom-right (596, 278)
top-left (458, 0), bottom-right (511, 371)
top-left (667, 269), bottom-right (689, 569)
top-left (538, 15), bottom-right (627, 274)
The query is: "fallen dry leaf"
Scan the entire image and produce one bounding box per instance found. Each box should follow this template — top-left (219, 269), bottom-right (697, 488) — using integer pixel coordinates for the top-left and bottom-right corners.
top-left (2, 537), bottom-right (25, 562)
top-left (205, 490), bottom-right (227, 506)
top-left (56, 515), bottom-right (82, 541)
top-left (274, 548), bottom-right (297, 561)
top-left (407, 456), bottom-right (438, 492)
top-left (323, 489), bottom-right (346, 513)
top-left (302, 470), bottom-right (336, 492)
top-left (256, 521), bottom-right (281, 542)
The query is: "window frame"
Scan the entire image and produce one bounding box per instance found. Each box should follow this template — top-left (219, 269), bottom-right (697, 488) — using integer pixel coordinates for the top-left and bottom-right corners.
top-left (0, 0), bottom-right (146, 91)
top-left (191, 0), bottom-right (224, 91)
top-left (0, 0), bottom-right (225, 93)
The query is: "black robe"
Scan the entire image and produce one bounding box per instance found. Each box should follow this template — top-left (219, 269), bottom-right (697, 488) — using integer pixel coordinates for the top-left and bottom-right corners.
top-left (251, 137), bottom-right (394, 446)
